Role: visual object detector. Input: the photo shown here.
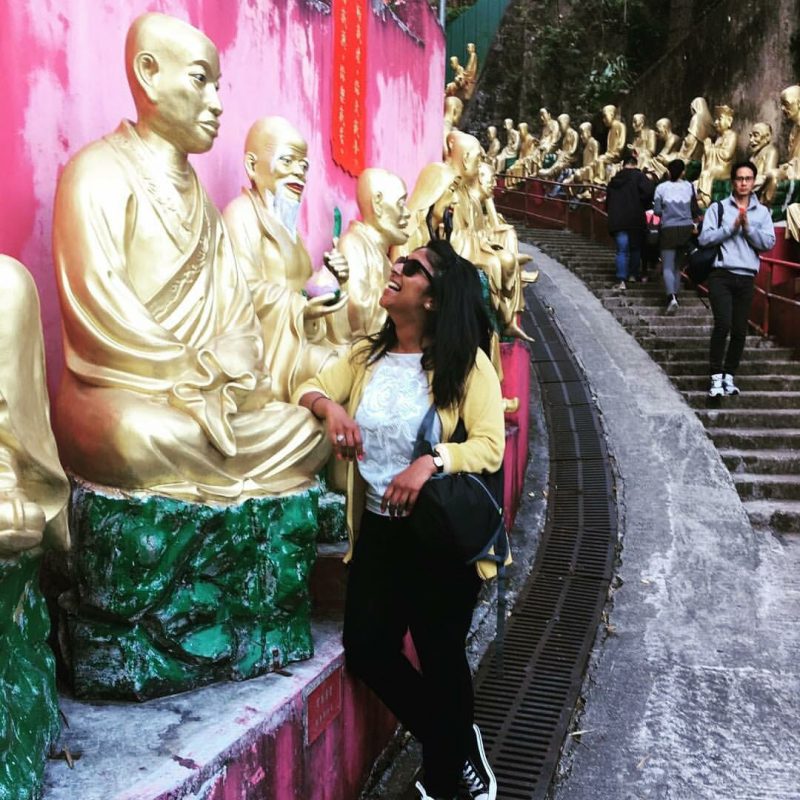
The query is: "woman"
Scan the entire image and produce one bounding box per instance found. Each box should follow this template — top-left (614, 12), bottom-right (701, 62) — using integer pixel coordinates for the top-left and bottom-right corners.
top-left (294, 240), bottom-right (505, 800)
top-left (653, 159), bottom-right (699, 314)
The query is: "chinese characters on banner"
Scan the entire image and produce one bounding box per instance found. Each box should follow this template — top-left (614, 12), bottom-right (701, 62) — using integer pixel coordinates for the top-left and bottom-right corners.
top-left (331, 0), bottom-right (367, 176)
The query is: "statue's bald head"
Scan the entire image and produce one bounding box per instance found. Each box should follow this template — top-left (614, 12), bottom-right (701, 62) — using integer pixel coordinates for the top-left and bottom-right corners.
top-left (447, 132), bottom-right (482, 180)
top-left (357, 168), bottom-right (409, 245)
top-left (557, 113), bottom-right (570, 129)
top-left (124, 13), bottom-right (222, 154)
top-left (444, 96), bottom-right (463, 125)
top-left (126, 13), bottom-right (217, 102)
top-left (780, 85), bottom-right (800, 121)
top-left (244, 116), bottom-right (309, 200)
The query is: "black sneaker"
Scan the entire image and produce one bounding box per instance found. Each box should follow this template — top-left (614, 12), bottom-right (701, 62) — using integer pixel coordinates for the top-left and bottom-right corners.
top-left (461, 724), bottom-right (497, 800)
top-left (414, 780), bottom-right (455, 800)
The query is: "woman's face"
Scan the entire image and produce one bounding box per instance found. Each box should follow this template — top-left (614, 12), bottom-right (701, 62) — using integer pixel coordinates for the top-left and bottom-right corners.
top-left (380, 249), bottom-right (435, 318)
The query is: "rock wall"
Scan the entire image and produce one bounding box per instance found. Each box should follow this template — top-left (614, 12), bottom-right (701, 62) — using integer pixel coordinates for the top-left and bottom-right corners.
top-left (617, 0), bottom-right (800, 159)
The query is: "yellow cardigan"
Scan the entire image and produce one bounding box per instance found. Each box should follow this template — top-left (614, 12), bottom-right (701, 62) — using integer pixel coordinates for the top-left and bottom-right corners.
top-left (293, 340), bottom-right (508, 578)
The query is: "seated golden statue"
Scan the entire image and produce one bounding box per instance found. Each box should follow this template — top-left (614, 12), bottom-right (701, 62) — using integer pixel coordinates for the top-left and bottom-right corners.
top-left (747, 123), bottom-right (779, 196)
top-left (646, 118), bottom-right (681, 178)
top-left (448, 132), bottom-right (529, 341)
top-left (506, 122), bottom-right (535, 185)
top-left (696, 104), bottom-right (738, 205)
top-left (762, 86), bottom-right (800, 206)
top-left (443, 96), bottom-right (464, 160)
top-left (391, 162), bottom-right (460, 258)
top-left (538, 114), bottom-right (579, 179)
top-left (463, 42), bottom-right (478, 100)
top-left (223, 116), bottom-right (344, 401)
top-left (486, 125), bottom-right (501, 162)
top-left (0, 256), bottom-right (69, 557)
top-left (629, 113), bottom-right (656, 169)
top-left (337, 168), bottom-right (410, 337)
top-left (494, 118), bottom-right (521, 173)
top-left (52, 13), bottom-right (328, 501)
top-left (685, 97), bottom-right (715, 160)
top-left (595, 105), bottom-right (627, 183)
top-left (528, 108), bottom-right (561, 176)
top-left (562, 122), bottom-right (600, 188)
top-left (446, 56), bottom-right (467, 100)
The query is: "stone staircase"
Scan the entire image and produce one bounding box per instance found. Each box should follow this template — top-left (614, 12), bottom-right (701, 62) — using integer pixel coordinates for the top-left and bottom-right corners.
top-left (519, 226), bottom-right (800, 535)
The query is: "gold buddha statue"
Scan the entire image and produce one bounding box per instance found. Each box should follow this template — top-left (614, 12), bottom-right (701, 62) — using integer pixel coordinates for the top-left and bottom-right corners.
top-left (538, 114), bottom-right (579, 179)
top-left (446, 56), bottom-right (467, 100)
top-left (463, 42), bottom-right (478, 101)
top-left (52, 13), bottom-right (328, 501)
top-left (506, 122), bottom-right (535, 185)
top-left (529, 108), bottom-right (561, 176)
top-left (629, 113), bottom-right (657, 169)
top-left (747, 123), bottom-right (779, 196)
top-left (762, 86), bottom-right (800, 206)
top-left (391, 162), bottom-right (460, 258)
top-left (494, 118), bottom-right (521, 173)
top-left (443, 96), bottom-right (464, 160)
top-left (678, 97), bottom-right (714, 163)
top-left (0, 256), bottom-right (69, 557)
top-left (337, 168), bottom-right (411, 337)
top-left (647, 118), bottom-right (681, 178)
top-left (223, 116), bottom-right (345, 401)
top-left (486, 125), bottom-right (501, 162)
top-left (595, 105), bottom-right (627, 183)
top-left (563, 122), bottom-right (599, 187)
top-left (448, 132), bottom-right (529, 341)
top-left (696, 104), bottom-right (738, 206)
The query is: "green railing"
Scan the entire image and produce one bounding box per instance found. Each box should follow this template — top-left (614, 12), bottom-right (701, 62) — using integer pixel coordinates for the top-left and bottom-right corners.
top-left (445, 0), bottom-right (512, 85)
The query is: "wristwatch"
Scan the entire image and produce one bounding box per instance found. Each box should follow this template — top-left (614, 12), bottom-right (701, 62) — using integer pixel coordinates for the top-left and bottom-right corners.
top-left (432, 453), bottom-right (444, 473)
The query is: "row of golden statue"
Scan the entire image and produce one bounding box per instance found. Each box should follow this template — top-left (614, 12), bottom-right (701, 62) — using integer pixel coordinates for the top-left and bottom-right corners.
top-left (443, 88), bottom-right (800, 221)
top-left (1, 13), bottom-right (536, 560)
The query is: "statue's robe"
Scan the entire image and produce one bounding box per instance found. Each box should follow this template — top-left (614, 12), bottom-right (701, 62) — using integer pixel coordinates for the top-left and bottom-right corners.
top-left (697, 130), bottom-right (738, 201)
top-left (338, 221), bottom-right (391, 337)
top-left (0, 257), bottom-right (69, 553)
top-left (53, 122), bottom-right (328, 501)
top-left (224, 189), bottom-right (336, 402)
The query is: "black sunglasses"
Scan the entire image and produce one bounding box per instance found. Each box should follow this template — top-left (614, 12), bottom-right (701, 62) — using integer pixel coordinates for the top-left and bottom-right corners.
top-left (395, 257), bottom-right (433, 283)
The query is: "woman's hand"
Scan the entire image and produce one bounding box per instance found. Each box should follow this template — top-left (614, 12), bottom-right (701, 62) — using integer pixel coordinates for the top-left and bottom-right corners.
top-left (301, 393), bottom-right (363, 461)
top-left (381, 456), bottom-right (437, 517)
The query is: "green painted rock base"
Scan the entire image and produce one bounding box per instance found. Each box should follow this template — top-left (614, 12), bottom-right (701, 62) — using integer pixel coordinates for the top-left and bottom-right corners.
top-left (0, 553), bottom-right (60, 800)
top-left (316, 474), bottom-right (347, 544)
top-left (62, 482), bottom-right (320, 700)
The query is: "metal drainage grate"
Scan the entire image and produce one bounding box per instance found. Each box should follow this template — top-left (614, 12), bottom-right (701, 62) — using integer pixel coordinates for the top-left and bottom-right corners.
top-left (472, 291), bottom-right (618, 799)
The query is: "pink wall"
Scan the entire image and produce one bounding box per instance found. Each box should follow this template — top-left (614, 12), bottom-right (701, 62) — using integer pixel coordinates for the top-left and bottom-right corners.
top-left (0, 0), bottom-right (445, 394)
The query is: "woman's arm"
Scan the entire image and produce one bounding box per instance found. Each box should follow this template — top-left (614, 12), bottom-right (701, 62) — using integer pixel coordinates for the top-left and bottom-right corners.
top-left (436, 350), bottom-right (505, 474)
top-left (298, 391), bottom-right (364, 461)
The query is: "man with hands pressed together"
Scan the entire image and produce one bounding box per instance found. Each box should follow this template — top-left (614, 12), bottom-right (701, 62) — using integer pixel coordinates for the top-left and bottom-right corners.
top-left (698, 160), bottom-right (775, 398)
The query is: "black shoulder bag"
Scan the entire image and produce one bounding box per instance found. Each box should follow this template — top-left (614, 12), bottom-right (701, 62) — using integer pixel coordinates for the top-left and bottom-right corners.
top-left (685, 199), bottom-right (723, 286)
top-left (408, 406), bottom-right (510, 673)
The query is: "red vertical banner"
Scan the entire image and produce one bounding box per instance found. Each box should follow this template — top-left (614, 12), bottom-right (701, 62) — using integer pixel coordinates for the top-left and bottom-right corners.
top-left (331, 0), bottom-right (368, 176)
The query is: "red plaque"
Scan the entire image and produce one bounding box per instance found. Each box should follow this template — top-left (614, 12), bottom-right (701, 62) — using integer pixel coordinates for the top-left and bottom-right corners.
top-left (305, 667), bottom-right (343, 745)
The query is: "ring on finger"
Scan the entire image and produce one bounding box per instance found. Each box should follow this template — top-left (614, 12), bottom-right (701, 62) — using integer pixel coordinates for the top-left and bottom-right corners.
top-left (336, 433), bottom-right (345, 443)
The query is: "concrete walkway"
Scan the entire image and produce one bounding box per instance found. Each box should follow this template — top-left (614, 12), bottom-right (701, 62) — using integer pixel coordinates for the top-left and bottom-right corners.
top-left (524, 242), bottom-right (800, 800)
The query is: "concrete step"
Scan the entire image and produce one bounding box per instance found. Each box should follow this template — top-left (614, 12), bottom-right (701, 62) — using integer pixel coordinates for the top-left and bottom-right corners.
top-left (697, 408), bottom-right (800, 429)
top-left (644, 324), bottom-right (714, 337)
top-left (709, 428), bottom-right (800, 449)
top-left (675, 375), bottom-right (800, 392)
top-left (743, 499), bottom-right (800, 533)
top-left (720, 449), bottom-right (800, 474)
top-left (663, 360), bottom-right (800, 377)
top-left (733, 473), bottom-right (800, 501)
top-left (685, 390), bottom-right (800, 410)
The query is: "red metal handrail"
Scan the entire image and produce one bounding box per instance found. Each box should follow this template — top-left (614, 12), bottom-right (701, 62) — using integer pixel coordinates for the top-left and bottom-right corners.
top-left (496, 176), bottom-right (800, 352)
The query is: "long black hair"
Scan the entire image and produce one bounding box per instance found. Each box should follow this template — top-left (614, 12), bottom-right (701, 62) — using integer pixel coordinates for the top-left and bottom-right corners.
top-left (360, 239), bottom-right (493, 410)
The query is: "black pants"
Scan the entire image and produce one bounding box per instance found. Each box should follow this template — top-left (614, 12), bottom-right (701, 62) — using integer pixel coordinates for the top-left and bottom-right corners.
top-left (343, 511), bottom-right (481, 797)
top-left (708, 269), bottom-right (755, 376)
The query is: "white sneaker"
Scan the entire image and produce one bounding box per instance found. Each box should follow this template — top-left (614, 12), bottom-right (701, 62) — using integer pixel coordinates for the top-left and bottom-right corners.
top-left (722, 373), bottom-right (740, 395)
top-left (665, 295), bottom-right (679, 315)
top-left (708, 373), bottom-right (724, 398)
top-left (461, 724), bottom-right (497, 800)
top-left (414, 781), bottom-right (454, 800)
top-left (613, 280), bottom-right (626, 291)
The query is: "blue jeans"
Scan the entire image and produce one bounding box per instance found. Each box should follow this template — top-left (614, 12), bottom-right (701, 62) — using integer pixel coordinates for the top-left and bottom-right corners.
top-left (614, 230), bottom-right (641, 281)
